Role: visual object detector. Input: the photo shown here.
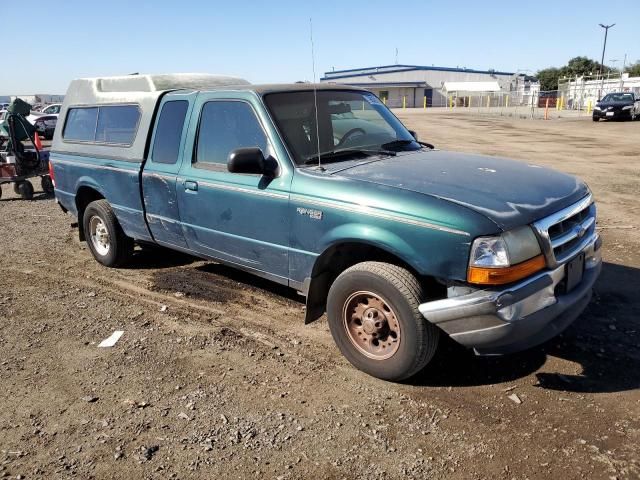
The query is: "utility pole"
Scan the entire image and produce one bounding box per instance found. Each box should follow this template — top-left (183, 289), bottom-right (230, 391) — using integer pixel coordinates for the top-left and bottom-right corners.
top-left (598, 23), bottom-right (615, 99)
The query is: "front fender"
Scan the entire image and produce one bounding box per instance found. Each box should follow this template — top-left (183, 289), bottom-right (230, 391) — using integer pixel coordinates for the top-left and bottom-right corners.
top-left (318, 222), bottom-right (419, 271)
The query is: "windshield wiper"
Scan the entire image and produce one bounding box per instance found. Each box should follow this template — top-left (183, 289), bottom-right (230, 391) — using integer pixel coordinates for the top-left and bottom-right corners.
top-left (381, 139), bottom-right (435, 150)
top-left (303, 148), bottom-right (396, 165)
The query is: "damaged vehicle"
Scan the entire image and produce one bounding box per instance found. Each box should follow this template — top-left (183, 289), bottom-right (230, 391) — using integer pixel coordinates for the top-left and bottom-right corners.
top-left (50, 74), bottom-right (601, 381)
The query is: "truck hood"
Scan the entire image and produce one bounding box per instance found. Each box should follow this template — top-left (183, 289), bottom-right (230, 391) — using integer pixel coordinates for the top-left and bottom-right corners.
top-left (330, 150), bottom-right (589, 230)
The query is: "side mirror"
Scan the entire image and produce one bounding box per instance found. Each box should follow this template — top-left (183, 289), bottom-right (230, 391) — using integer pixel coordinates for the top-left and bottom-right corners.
top-left (227, 147), bottom-right (275, 176)
top-left (408, 130), bottom-right (418, 141)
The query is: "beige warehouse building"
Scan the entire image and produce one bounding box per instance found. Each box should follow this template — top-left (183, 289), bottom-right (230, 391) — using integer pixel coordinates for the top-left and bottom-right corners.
top-left (321, 64), bottom-right (522, 108)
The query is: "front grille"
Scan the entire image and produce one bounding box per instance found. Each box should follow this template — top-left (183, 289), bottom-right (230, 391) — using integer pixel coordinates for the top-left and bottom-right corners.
top-left (533, 195), bottom-right (596, 267)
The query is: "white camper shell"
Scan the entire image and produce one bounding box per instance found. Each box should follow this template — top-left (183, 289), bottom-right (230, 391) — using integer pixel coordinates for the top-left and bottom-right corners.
top-left (52, 74), bottom-right (250, 162)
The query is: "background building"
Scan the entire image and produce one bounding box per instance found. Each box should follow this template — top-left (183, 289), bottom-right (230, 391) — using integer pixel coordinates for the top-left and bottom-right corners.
top-left (7, 94), bottom-right (65, 105)
top-left (321, 64), bottom-right (525, 107)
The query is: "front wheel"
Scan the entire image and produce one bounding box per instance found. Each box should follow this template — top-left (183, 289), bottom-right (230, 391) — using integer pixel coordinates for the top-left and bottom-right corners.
top-left (327, 262), bottom-right (439, 381)
top-left (82, 199), bottom-right (133, 267)
top-left (592, 116), bottom-right (599, 122)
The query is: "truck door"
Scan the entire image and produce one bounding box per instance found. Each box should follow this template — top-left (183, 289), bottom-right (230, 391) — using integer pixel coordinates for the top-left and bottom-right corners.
top-left (141, 92), bottom-right (195, 248)
top-left (176, 92), bottom-right (292, 282)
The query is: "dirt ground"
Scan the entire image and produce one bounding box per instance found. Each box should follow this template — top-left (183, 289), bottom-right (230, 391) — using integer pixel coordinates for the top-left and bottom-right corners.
top-left (1, 112), bottom-right (639, 479)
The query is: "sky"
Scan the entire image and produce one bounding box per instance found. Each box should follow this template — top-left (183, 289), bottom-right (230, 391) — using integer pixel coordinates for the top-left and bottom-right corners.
top-left (1, 0), bottom-right (638, 95)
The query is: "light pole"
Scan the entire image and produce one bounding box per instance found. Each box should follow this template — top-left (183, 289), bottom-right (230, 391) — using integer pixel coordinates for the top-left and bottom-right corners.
top-left (598, 23), bottom-right (615, 98)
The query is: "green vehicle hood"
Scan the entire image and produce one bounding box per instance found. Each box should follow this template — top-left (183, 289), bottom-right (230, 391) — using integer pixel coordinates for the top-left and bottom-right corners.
top-left (328, 150), bottom-right (590, 230)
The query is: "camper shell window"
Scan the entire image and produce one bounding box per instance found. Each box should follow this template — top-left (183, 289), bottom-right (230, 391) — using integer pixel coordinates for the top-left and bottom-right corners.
top-left (63, 104), bottom-right (141, 146)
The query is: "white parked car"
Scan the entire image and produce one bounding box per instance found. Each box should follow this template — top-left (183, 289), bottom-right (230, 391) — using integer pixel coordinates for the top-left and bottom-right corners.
top-left (28, 103), bottom-right (62, 122)
top-left (40, 104), bottom-right (63, 115)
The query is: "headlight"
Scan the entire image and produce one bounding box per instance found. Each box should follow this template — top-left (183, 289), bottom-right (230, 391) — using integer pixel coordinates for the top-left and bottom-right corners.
top-left (468, 226), bottom-right (545, 285)
top-left (593, 106), bottom-right (601, 110)
top-left (622, 105), bottom-right (632, 110)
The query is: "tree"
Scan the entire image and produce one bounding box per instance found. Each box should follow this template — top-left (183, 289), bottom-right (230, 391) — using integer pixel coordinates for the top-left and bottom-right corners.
top-left (562, 56), bottom-right (604, 77)
top-left (537, 67), bottom-right (562, 91)
top-left (626, 61), bottom-right (640, 77)
top-left (536, 57), bottom-right (611, 91)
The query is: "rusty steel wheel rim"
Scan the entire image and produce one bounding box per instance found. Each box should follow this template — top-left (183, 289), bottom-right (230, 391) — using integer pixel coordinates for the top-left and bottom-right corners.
top-left (342, 291), bottom-right (401, 360)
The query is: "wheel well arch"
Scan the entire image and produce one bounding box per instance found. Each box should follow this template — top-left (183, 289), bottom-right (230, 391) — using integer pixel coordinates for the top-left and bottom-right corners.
top-left (75, 186), bottom-right (105, 241)
top-left (303, 240), bottom-right (444, 324)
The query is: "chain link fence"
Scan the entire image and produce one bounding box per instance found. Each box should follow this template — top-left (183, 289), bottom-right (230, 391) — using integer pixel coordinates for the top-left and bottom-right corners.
top-left (391, 90), bottom-right (581, 119)
top-left (385, 73), bottom-right (640, 119)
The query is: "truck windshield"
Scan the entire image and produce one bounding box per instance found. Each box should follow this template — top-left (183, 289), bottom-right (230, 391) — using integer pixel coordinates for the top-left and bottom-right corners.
top-left (263, 90), bottom-right (420, 166)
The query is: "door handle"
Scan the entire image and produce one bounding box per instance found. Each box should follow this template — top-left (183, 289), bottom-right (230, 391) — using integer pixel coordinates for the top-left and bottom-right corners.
top-left (183, 180), bottom-right (198, 192)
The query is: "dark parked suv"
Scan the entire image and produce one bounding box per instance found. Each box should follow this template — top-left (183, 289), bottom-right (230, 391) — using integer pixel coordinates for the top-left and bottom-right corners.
top-left (592, 92), bottom-right (640, 121)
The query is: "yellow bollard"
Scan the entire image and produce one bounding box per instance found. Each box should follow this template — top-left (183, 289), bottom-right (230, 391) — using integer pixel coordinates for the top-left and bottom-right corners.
top-left (402, 96), bottom-right (406, 109)
top-left (467, 96), bottom-right (471, 108)
top-left (587, 100), bottom-right (592, 114)
top-left (382, 97), bottom-right (386, 106)
top-left (487, 96), bottom-right (491, 108)
top-left (449, 96), bottom-right (453, 109)
top-left (423, 96), bottom-right (427, 109)
top-left (506, 95), bottom-right (509, 108)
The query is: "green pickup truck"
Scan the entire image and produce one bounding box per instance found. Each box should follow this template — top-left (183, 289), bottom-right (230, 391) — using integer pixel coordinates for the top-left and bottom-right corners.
top-left (50, 74), bottom-right (601, 381)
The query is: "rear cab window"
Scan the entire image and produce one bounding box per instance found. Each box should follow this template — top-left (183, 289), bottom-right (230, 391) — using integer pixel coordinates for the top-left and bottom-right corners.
top-left (63, 105), bottom-right (141, 146)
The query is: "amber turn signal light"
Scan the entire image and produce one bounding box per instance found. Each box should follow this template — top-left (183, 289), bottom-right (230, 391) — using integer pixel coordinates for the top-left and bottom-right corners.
top-left (467, 254), bottom-right (546, 285)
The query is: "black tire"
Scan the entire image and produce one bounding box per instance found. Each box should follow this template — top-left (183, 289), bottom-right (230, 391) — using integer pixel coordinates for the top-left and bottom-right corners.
top-left (592, 116), bottom-right (599, 122)
top-left (41, 176), bottom-right (54, 195)
top-left (327, 261), bottom-right (439, 381)
top-left (82, 199), bottom-right (133, 267)
top-left (13, 183), bottom-right (20, 194)
top-left (17, 181), bottom-right (34, 200)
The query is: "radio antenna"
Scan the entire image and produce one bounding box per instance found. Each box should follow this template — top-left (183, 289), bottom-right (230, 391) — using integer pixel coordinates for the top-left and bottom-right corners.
top-left (309, 18), bottom-right (322, 169)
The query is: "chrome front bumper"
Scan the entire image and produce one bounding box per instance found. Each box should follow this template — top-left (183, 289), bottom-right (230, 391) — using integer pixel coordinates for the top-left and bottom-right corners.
top-left (419, 233), bottom-right (602, 355)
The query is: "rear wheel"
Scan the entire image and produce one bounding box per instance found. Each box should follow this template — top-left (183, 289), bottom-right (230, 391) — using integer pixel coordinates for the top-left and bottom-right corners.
top-left (17, 181), bottom-right (34, 200)
top-left (327, 261), bottom-right (439, 381)
top-left (82, 199), bottom-right (133, 267)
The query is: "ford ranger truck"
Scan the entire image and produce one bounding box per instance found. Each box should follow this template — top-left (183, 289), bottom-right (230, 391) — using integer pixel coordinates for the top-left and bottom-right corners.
top-left (49, 74), bottom-right (602, 381)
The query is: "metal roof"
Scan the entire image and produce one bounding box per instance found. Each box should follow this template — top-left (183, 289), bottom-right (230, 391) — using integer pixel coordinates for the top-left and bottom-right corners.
top-left (321, 64), bottom-right (515, 81)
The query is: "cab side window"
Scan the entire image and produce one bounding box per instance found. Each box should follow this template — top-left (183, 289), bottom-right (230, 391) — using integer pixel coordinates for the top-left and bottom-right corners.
top-left (195, 101), bottom-right (268, 167)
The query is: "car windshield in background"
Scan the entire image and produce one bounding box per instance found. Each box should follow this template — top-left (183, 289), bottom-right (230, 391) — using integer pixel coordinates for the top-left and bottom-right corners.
top-left (263, 90), bottom-right (420, 166)
top-left (601, 93), bottom-right (634, 103)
